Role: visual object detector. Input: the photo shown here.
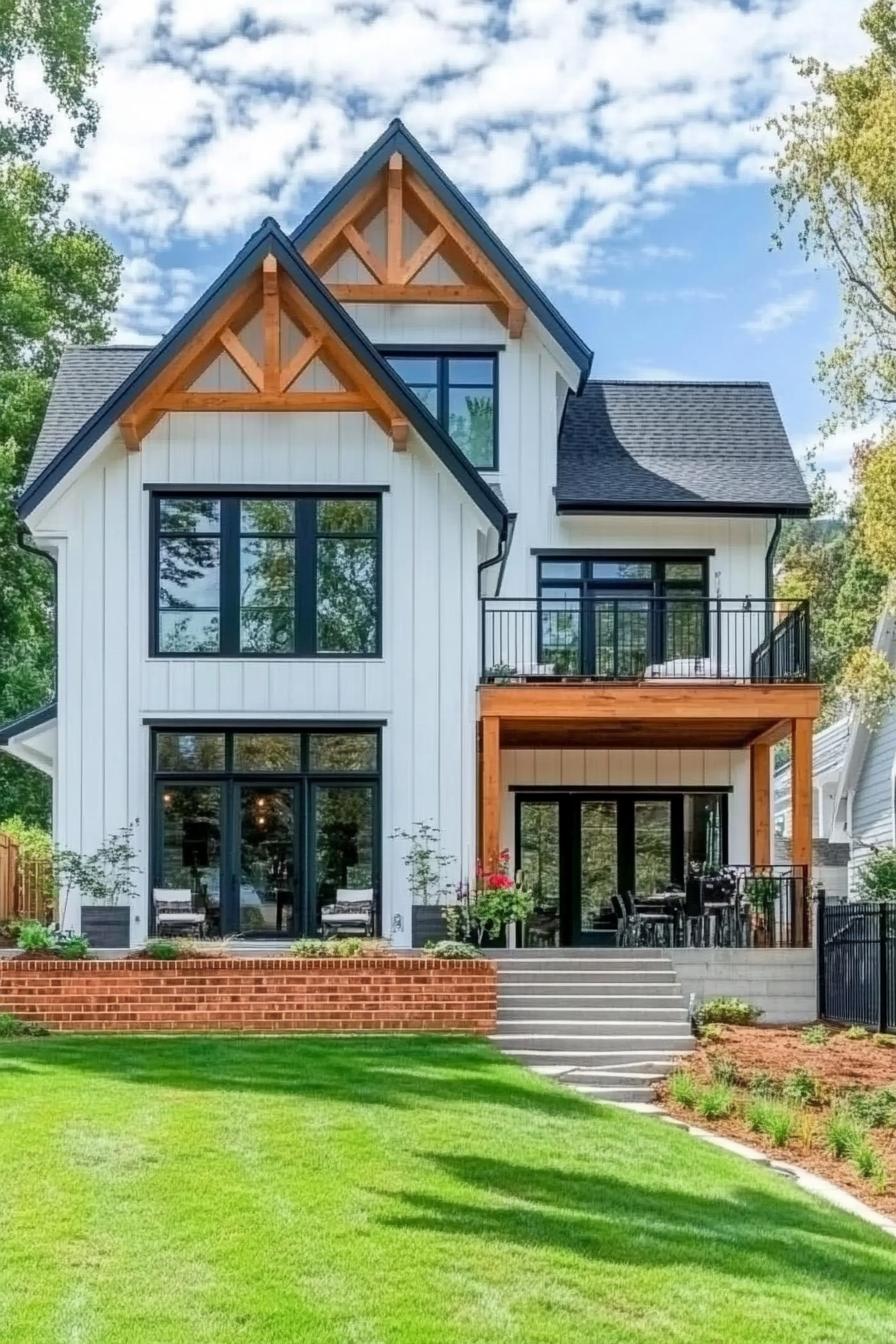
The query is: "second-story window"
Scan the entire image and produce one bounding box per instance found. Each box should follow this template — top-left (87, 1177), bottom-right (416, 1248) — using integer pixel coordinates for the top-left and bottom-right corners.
top-left (153, 493), bottom-right (381, 658)
top-left (382, 351), bottom-right (497, 470)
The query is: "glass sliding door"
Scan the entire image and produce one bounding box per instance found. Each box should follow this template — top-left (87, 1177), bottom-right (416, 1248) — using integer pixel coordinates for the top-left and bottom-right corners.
top-left (518, 800), bottom-right (561, 946)
top-left (158, 784), bottom-right (223, 930)
top-left (633, 800), bottom-right (673, 896)
top-left (236, 785), bottom-right (296, 935)
top-left (579, 801), bottom-right (618, 932)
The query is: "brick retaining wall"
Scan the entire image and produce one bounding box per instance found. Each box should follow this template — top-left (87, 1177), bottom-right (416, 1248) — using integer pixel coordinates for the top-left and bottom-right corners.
top-left (0, 957), bottom-right (497, 1033)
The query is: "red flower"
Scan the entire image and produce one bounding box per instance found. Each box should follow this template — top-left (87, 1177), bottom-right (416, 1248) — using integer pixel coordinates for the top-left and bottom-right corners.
top-left (485, 873), bottom-right (514, 889)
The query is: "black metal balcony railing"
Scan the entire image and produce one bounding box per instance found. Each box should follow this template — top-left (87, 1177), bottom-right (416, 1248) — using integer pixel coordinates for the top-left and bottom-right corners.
top-left (481, 596), bottom-right (810, 684)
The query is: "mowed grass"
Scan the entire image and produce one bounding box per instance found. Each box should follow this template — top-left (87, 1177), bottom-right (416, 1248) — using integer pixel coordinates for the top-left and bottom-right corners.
top-left (1, 1036), bottom-right (896, 1344)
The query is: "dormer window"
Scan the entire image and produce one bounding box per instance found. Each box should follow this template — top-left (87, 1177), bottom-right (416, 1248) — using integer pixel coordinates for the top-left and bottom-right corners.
top-left (382, 350), bottom-right (497, 470)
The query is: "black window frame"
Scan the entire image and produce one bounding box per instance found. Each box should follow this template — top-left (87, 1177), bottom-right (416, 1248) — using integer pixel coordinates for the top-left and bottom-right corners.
top-left (379, 347), bottom-right (499, 471)
top-left (536, 552), bottom-right (710, 675)
top-left (150, 490), bottom-right (382, 659)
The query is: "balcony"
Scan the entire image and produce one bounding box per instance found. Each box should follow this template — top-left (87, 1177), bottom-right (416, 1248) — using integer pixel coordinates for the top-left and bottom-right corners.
top-left (481, 595), bottom-right (810, 685)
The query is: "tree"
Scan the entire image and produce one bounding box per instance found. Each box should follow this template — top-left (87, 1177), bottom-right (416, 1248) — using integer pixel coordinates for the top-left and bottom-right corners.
top-left (770, 2), bottom-right (896, 723)
top-left (0, 3), bottom-right (120, 824)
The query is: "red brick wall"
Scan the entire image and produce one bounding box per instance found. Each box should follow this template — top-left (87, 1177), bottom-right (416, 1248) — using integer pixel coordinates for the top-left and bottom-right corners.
top-left (0, 957), bottom-right (497, 1033)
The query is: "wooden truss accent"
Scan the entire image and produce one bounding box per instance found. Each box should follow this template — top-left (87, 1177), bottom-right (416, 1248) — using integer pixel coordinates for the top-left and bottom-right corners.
top-left (116, 255), bottom-right (410, 449)
top-left (300, 152), bottom-right (527, 336)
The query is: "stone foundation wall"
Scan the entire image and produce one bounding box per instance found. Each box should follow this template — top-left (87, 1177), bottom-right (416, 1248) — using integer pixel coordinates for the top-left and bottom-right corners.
top-left (668, 949), bottom-right (816, 1024)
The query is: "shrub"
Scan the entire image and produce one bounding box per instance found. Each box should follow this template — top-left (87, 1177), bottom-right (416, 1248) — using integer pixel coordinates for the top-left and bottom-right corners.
top-left (872, 1032), bottom-right (896, 1048)
top-left (425, 940), bottom-right (482, 960)
top-left (783, 1068), bottom-right (823, 1106)
top-left (696, 1084), bottom-right (735, 1120)
top-left (843, 1087), bottom-right (896, 1128)
top-left (697, 1022), bottom-right (724, 1042)
top-left (852, 1140), bottom-right (888, 1189)
top-left (801, 1024), bottom-right (831, 1046)
top-left (17, 921), bottom-right (55, 953)
top-left (825, 1109), bottom-right (867, 1159)
top-left (0, 1012), bottom-right (49, 1038)
top-left (667, 1071), bottom-right (699, 1109)
top-left (143, 939), bottom-right (185, 961)
top-left (855, 847), bottom-right (896, 903)
top-left (748, 1070), bottom-right (779, 1098)
top-left (696, 997), bottom-right (763, 1027)
top-left (54, 932), bottom-right (90, 961)
top-left (745, 1099), bottom-right (797, 1145)
top-left (709, 1054), bottom-right (741, 1087)
top-left (845, 1025), bottom-right (870, 1041)
top-left (290, 938), bottom-right (363, 958)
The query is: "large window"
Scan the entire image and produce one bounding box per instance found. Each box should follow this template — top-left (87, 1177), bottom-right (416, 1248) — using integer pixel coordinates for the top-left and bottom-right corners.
top-left (538, 554), bottom-right (708, 677)
top-left (153, 493), bottom-right (381, 657)
top-left (382, 351), bottom-right (497, 470)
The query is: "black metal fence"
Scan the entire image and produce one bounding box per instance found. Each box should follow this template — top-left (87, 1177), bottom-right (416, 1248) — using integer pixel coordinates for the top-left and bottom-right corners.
top-left (817, 895), bottom-right (896, 1032)
top-left (481, 596), bottom-right (810, 683)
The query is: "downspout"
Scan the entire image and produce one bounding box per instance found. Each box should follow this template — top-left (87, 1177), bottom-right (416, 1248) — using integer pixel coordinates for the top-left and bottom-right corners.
top-left (17, 524), bottom-right (57, 700)
top-left (477, 511), bottom-right (517, 599)
top-left (765, 513), bottom-right (782, 602)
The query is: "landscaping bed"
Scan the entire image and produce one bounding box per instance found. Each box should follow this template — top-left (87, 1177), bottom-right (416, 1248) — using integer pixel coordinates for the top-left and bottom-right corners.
top-left (660, 1023), bottom-right (896, 1216)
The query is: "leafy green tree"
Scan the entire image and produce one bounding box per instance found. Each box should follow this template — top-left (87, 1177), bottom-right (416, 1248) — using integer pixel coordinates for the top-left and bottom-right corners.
top-left (0, 4), bottom-right (120, 825)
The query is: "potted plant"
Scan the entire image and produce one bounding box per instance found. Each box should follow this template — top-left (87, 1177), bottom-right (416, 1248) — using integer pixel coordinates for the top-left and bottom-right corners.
top-left (391, 822), bottom-right (455, 947)
top-left (469, 851), bottom-right (535, 948)
top-left (57, 823), bottom-right (139, 948)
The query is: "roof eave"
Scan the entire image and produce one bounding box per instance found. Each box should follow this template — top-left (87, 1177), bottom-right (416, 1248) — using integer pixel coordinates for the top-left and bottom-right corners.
top-left (0, 701), bottom-right (57, 746)
top-left (554, 497), bottom-right (812, 518)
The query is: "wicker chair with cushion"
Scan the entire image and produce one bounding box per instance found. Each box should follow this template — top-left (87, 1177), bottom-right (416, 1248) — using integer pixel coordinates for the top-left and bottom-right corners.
top-left (152, 888), bottom-right (204, 938)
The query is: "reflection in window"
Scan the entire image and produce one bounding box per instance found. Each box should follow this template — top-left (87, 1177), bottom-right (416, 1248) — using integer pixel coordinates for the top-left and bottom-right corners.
top-left (519, 801), bottom-right (560, 947)
top-left (308, 734), bottom-right (378, 772)
top-left (313, 785), bottom-right (374, 927)
top-left (685, 794), bottom-right (725, 870)
top-left (581, 801), bottom-right (618, 928)
top-left (233, 734), bottom-right (301, 772)
top-left (317, 499), bottom-right (378, 654)
top-left (157, 497), bottom-right (221, 653)
top-left (634, 800), bottom-right (672, 895)
top-left (156, 733), bottom-right (225, 772)
top-left (159, 785), bottom-right (222, 905)
top-left (383, 351), bottom-right (497, 469)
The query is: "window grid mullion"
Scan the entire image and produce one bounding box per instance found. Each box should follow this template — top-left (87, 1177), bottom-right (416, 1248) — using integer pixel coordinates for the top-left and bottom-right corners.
top-left (296, 497), bottom-right (317, 656)
top-left (220, 496), bottom-right (240, 655)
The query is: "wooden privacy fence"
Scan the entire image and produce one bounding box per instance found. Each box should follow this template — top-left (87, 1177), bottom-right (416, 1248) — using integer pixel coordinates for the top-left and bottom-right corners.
top-left (0, 834), bottom-right (54, 923)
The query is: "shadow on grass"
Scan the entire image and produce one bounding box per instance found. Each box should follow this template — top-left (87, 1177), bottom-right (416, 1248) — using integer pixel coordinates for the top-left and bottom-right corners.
top-left (0, 1033), bottom-right (594, 1117)
top-left (378, 1152), bottom-right (896, 1299)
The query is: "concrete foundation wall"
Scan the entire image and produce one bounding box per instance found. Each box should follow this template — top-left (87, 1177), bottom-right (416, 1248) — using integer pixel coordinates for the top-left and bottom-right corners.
top-left (668, 949), bottom-right (816, 1025)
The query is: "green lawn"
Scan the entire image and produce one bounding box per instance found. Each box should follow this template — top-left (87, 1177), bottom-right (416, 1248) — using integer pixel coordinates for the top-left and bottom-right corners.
top-left (1, 1036), bottom-right (895, 1343)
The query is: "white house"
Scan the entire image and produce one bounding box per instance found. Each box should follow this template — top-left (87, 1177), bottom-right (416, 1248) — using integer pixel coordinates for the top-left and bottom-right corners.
top-left (0, 121), bottom-right (820, 948)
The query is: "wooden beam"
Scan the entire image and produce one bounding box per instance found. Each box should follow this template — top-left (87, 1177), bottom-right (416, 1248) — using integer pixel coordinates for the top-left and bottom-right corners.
top-left (478, 682), bottom-right (823, 724)
top-left (328, 283), bottom-right (498, 304)
top-left (301, 175), bottom-right (383, 269)
top-left (400, 224), bottom-right (446, 284)
top-left (119, 416), bottom-right (140, 452)
top-left (390, 417), bottom-right (409, 450)
top-left (481, 715), bottom-right (501, 872)
top-left (262, 255), bottom-right (280, 393)
top-left (750, 741), bottom-right (771, 867)
top-left (218, 326), bottom-right (264, 391)
top-left (791, 716), bottom-right (813, 946)
top-left (156, 391), bottom-right (371, 412)
top-left (386, 151), bottom-right (403, 283)
top-left (508, 305), bottom-right (526, 339)
top-left (342, 223), bottom-right (387, 284)
top-left (278, 332), bottom-right (323, 393)
top-left (746, 719), bottom-right (792, 748)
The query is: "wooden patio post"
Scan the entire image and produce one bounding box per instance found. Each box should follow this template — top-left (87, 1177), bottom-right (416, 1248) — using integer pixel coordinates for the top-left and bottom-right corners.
top-left (480, 715), bottom-right (501, 870)
top-left (790, 717), bottom-right (813, 946)
top-left (750, 741), bottom-right (771, 868)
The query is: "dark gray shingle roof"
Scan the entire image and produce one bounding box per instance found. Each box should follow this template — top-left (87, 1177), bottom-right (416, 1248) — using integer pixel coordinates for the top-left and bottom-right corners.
top-left (24, 345), bottom-right (151, 488)
top-left (557, 381), bottom-right (811, 514)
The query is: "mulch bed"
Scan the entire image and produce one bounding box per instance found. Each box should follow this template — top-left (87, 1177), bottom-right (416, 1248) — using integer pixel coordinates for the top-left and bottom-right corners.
top-left (659, 1024), bottom-right (896, 1218)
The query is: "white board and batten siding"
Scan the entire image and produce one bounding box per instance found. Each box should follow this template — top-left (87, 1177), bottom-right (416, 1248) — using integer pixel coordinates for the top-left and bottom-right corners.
top-left (849, 704), bottom-right (896, 894)
top-left (37, 394), bottom-right (487, 944)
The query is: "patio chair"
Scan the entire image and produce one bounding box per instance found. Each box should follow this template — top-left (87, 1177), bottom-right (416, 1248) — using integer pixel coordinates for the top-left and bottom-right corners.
top-left (610, 893), bottom-right (635, 947)
top-left (320, 889), bottom-right (374, 938)
top-left (152, 888), bottom-right (205, 938)
top-left (628, 891), bottom-right (676, 948)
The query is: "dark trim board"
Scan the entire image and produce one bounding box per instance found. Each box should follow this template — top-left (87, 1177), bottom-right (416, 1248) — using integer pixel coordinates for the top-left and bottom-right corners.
top-left (510, 785), bottom-right (734, 795)
top-left (531, 547), bottom-right (716, 559)
top-left (143, 483), bottom-right (391, 495)
top-left (554, 498), bottom-right (811, 519)
top-left (144, 718), bottom-right (388, 729)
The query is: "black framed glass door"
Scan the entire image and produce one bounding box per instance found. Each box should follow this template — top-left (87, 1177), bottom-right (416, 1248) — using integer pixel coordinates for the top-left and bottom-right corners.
top-left (153, 728), bottom-right (380, 938)
top-left (517, 790), bottom-right (727, 945)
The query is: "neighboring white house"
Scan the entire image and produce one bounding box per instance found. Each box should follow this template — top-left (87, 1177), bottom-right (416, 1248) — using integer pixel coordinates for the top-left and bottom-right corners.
top-left (774, 717), bottom-right (850, 899)
top-left (0, 121), bottom-right (818, 947)
top-left (825, 606), bottom-right (896, 897)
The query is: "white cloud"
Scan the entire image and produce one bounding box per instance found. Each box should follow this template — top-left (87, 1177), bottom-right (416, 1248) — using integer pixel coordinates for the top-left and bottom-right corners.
top-left (742, 288), bottom-right (815, 335)
top-left (28, 0), bottom-right (872, 336)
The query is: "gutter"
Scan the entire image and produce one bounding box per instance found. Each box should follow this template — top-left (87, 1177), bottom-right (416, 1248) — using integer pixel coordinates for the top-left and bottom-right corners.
top-left (477, 511), bottom-right (517, 598)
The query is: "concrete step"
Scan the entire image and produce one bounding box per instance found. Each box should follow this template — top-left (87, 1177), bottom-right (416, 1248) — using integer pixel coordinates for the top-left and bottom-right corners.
top-left (497, 974), bottom-right (679, 988)
top-left (491, 1030), bottom-right (694, 1044)
top-left (490, 954), bottom-right (669, 966)
top-left (559, 1065), bottom-right (672, 1081)
top-left (565, 1084), bottom-right (657, 1104)
top-left (498, 991), bottom-right (688, 1005)
top-left (496, 1045), bottom-right (693, 1067)
top-left (497, 1004), bottom-right (689, 1020)
top-left (495, 1018), bottom-right (691, 1036)
top-left (485, 947), bottom-right (668, 957)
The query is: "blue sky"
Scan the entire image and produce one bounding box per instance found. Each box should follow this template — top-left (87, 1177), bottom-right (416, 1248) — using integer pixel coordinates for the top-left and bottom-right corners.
top-left (32, 0), bottom-right (871, 498)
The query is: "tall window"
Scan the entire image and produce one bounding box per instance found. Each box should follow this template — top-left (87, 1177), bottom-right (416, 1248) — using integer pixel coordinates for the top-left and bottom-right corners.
top-left (383, 351), bottom-right (497, 469)
top-left (153, 493), bottom-right (380, 657)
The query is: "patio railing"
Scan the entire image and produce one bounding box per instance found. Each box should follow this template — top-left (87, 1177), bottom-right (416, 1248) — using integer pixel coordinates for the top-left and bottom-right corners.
top-left (481, 596), bottom-right (810, 684)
